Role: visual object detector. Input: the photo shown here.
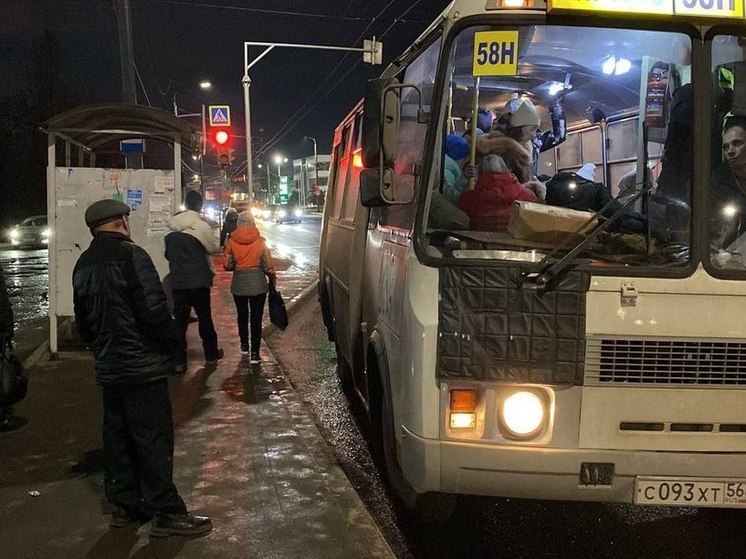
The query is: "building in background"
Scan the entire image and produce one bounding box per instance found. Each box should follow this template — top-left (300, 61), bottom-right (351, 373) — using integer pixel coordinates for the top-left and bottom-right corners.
top-left (293, 154), bottom-right (330, 207)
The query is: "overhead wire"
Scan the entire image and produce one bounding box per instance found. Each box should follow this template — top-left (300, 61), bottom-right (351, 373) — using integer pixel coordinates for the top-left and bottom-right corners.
top-left (247, 0), bottom-right (423, 167)
top-left (148, 0), bottom-right (428, 24)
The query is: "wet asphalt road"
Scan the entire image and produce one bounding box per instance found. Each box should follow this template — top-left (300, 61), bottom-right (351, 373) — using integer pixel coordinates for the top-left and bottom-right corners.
top-left (268, 296), bottom-right (746, 559)
top-left (0, 246), bottom-right (48, 329)
top-left (0, 214), bottom-right (321, 332)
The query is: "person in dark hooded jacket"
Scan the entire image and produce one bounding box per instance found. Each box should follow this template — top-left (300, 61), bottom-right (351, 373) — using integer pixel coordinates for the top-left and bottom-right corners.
top-left (0, 263), bottom-right (14, 430)
top-left (73, 199), bottom-right (212, 537)
top-left (220, 207), bottom-right (239, 246)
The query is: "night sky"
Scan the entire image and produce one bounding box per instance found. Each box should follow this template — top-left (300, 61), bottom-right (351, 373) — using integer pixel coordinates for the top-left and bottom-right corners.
top-left (0, 0), bottom-right (452, 227)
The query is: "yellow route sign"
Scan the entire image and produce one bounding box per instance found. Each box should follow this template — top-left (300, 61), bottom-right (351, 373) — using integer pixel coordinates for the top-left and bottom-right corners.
top-left (473, 31), bottom-right (519, 77)
top-left (548, 0), bottom-right (745, 18)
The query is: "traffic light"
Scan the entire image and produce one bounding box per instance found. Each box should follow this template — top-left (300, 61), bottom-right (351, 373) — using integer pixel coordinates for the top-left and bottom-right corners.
top-left (212, 129), bottom-right (231, 167)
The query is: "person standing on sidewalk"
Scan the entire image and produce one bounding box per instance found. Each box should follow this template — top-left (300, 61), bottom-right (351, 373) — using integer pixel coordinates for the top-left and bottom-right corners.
top-left (72, 199), bottom-right (212, 537)
top-left (223, 210), bottom-right (276, 364)
top-left (0, 263), bottom-right (14, 430)
top-left (220, 206), bottom-right (238, 246)
top-left (165, 190), bottom-right (223, 372)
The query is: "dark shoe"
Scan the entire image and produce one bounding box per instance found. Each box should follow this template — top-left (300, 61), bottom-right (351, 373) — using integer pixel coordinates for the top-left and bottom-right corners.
top-left (205, 348), bottom-right (224, 366)
top-left (150, 512), bottom-right (213, 537)
top-left (249, 352), bottom-right (261, 364)
top-left (240, 343), bottom-right (249, 354)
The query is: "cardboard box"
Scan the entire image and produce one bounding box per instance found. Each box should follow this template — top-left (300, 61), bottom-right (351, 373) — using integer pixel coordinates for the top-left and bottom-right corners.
top-left (507, 201), bottom-right (597, 244)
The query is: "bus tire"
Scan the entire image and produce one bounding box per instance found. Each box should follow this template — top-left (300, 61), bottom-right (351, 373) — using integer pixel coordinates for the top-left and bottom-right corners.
top-left (370, 345), bottom-right (456, 523)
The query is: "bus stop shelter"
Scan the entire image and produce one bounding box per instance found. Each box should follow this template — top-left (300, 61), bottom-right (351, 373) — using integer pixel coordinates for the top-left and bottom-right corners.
top-left (42, 104), bottom-right (198, 355)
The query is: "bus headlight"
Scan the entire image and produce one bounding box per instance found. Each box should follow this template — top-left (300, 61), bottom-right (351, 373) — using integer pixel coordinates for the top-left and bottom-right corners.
top-left (499, 390), bottom-right (546, 439)
top-left (10, 229), bottom-right (19, 240)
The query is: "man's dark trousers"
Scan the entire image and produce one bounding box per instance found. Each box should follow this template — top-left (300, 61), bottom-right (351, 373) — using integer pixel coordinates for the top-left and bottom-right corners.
top-left (102, 379), bottom-right (187, 515)
top-left (173, 287), bottom-right (220, 363)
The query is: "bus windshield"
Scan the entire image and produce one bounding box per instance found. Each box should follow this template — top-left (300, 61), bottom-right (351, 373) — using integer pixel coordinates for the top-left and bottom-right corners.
top-left (424, 24), bottom-right (693, 270)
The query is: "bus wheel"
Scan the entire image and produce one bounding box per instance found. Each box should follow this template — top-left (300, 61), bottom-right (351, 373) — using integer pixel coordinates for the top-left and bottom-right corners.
top-left (335, 345), bottom-right (353, 393)
top-left (378, 374), bottom-right (456, 523)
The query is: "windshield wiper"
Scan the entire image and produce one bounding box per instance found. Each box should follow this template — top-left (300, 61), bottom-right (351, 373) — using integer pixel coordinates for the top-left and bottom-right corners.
top-left (522, 182), bottom-right (652, 287)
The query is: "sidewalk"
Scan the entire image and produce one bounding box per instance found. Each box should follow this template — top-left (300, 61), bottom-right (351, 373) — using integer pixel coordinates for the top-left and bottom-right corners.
top-left (0, 259), bottom-right (394, 558)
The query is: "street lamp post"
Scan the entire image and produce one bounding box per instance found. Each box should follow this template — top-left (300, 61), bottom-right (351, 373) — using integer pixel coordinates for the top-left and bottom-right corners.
top-left (305, 136), bottom-right (318, 210)
top-left (173, 81), bottom-right (212, 195)
top-left (273, 154), bottom-right (286, 204)
top-left (257, 162), bottom-right (271, 203)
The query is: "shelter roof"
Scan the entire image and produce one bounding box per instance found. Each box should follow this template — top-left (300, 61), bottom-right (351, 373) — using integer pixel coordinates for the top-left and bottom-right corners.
top-left (43, 103), bottom-right (199, 152)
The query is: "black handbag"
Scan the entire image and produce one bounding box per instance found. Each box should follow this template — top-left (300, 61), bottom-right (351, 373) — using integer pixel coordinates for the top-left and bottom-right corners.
top-left (0, 337), bottom-right (28, 406)
top-left (268, 283), bottom-right (288, 331)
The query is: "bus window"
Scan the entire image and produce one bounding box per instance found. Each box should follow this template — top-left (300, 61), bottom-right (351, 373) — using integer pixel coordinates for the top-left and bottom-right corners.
top-left (331, 124), bottom-right (352, 220)
top-left (380, 37), bottom-right (442, 231)
top-left (710, 36), bottom-right (746, 271)
top-left (424, 24), bottom-right (692, 270)
top-left (341, 114), bottom-right (364, 221)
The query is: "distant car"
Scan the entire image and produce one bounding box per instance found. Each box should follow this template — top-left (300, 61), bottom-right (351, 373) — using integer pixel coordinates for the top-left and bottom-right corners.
top-left (262, 204), bottom-right (279, 221)
top-left (250, 204), bottom-right (266, 219)
top-left (271, 204), bottom-right (303, 224)
top-left (9, 215), bottom-right (49, 249)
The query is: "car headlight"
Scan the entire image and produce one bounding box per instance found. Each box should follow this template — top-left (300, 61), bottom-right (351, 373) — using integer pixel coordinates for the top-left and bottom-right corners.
top-left (42, 228), bottom-right (51, 237)
top-left (10, 229), bottom-right (19, 240)
top-left (294, 209), bottom-right (303, 217)
top-left (500, 391), bottom-right (546, 439)
top-left (279, 210), bottom-right (287, 218)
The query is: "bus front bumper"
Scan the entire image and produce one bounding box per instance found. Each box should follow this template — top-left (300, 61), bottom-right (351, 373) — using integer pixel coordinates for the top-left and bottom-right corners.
top-left (403, 426), bottom-right (746, 504)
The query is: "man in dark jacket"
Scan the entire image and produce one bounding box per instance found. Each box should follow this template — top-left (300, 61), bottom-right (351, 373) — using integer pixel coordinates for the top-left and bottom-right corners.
top-left (73, 199), bottom-right (212, 537)
top-left (165, 190), bottom-right (223, 371)
top-left (0, 263), bottom-right (14, 429)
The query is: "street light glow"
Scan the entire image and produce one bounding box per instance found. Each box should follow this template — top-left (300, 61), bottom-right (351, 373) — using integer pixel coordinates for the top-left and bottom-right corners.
top-left (199, 81), bottom-right (212, 89)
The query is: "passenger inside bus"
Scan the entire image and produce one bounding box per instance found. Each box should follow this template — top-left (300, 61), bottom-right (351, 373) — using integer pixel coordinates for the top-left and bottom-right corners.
top-left (711, 118), bottom-right (746, 261)
top-left (457, 154), bottom-right (537, 232)
top-left (442, 134), bottom-right (477, 204)
top-left (477, 94), bottom-right (566, 185)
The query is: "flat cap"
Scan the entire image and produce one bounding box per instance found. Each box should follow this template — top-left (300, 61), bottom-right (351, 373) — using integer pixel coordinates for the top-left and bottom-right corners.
top-left (85, 199), bottom-right (131, 228)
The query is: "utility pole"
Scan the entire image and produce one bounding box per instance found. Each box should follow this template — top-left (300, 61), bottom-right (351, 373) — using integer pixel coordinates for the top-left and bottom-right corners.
top-left (305, 136), bottom-right (319, 210)
top-left (115, 0), bottom-right (137, 104)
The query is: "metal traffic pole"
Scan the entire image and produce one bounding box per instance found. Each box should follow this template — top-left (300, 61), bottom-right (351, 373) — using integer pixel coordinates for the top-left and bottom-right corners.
top-left (242, 38), bottom-right (381, 204)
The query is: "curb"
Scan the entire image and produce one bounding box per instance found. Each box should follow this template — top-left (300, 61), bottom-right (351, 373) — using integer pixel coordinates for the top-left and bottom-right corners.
top-left (20, 317), bottom-right (72, 370)
top-left (262, 279), bottom-right (318, 339)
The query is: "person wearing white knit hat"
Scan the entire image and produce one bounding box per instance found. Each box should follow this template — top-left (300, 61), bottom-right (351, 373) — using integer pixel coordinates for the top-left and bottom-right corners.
top-left (477, 93), bottom-right (566, 184)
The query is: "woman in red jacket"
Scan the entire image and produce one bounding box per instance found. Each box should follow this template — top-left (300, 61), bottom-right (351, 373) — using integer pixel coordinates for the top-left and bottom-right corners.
top-left (458, 154), bottom-right (538, 231)
top-left (224, 211), bottom-right (276, 364)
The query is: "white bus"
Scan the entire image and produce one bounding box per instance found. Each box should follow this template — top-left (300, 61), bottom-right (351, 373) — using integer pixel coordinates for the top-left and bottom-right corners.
top-left (318, 0), bottom-right (746, 519)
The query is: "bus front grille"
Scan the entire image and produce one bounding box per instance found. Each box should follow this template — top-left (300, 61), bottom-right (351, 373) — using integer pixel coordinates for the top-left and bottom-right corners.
top-left (585, 337), bottom-right (746, 386)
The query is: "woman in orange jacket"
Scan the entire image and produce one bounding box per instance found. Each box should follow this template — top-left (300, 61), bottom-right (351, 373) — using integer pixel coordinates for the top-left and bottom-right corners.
top-left (223, 211), bottom-right (276, 364)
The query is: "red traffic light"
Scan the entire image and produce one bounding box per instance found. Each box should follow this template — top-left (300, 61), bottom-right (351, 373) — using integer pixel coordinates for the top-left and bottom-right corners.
top-left (213, 129), bottom-right (230, 145)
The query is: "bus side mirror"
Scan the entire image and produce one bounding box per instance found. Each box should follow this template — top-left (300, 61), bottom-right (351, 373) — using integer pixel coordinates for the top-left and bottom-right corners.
top-left (360, 168), bottom-right (388, 207)
top-left (362, 77), bottom-right (400, 168)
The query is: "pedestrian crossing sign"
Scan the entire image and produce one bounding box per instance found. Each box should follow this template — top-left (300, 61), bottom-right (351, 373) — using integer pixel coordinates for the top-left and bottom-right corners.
top-left (209, 105), bottom-right (231, 127)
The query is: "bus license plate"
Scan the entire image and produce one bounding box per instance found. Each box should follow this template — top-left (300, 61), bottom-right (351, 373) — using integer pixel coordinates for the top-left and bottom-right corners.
top-left (635, 477), bottom-right (746, 507)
